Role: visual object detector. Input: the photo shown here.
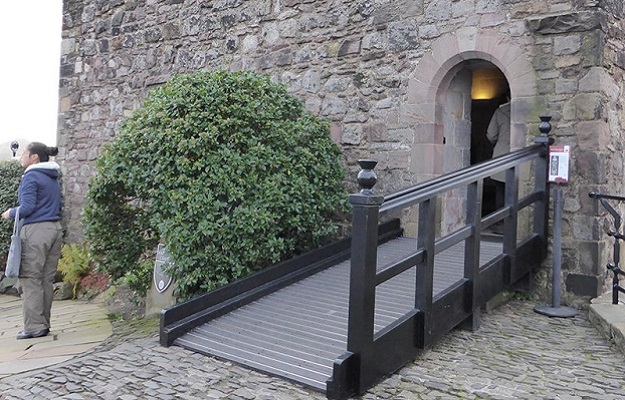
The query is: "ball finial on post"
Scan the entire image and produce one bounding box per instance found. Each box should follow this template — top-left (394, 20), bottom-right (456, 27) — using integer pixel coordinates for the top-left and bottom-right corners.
top-left (357, 159), bottom-right (378, 194)
top-left (539, 115), bottom-right (552, 135)
top-left (535, 115), bottom-right (554, 145)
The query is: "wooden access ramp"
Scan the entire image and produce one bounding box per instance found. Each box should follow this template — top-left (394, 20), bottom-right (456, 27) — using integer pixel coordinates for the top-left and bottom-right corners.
top-left (173, 236), bottom-right (503, 390)
top-left (161, 128), bottom-right (552, 399)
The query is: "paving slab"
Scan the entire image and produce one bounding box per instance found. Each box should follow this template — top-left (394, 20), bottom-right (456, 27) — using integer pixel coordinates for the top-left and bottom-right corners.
top-left (0, 294), bottom-right (112, 379)
top-left (0, 291), bottom-right (623, 399)
top-left (589, 291), bottom-right (625, 356)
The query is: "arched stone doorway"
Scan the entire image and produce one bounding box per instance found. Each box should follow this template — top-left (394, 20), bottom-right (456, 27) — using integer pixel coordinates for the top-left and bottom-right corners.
top-left (435, 61), bottom-right (510, 234)
top-left (401, 28), bottom-right (540, 236)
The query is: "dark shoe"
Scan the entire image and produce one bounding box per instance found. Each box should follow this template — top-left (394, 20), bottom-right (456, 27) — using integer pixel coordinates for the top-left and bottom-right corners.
top-left (16, 328), bottom-right (49, 340)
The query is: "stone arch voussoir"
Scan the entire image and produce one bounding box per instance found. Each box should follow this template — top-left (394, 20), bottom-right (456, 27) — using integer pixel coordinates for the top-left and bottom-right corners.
top-left (407, 30), bottom-right (539, 158)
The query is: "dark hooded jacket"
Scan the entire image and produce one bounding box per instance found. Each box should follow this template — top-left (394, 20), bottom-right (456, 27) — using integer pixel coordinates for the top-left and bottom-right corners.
top-left (9, 161), bottom-right (62, 225)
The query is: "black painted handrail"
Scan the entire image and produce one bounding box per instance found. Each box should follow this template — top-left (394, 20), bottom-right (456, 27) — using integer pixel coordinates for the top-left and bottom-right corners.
top-left (589, 191), bottom-right (625, 304)
top-left (383, 144), bottom-right (543, 209)
top-left (328, 116), bottom-right (553, 400)
top-left (381, 145), bottom-right (544, 214)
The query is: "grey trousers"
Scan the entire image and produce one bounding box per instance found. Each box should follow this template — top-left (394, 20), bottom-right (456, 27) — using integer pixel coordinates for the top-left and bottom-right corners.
top-left (18, 221), bottom-right (63, 332)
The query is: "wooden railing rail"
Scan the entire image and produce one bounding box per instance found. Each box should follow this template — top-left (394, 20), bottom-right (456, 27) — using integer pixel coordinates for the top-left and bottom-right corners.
top-left (327, 116), bottom-right (554, 400)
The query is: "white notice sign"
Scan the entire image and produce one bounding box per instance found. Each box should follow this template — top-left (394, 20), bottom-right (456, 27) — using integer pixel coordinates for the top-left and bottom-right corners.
top-left (154, 243), bottom-right (174, 293)
top-left (548, 145), bottom-right (570, 183)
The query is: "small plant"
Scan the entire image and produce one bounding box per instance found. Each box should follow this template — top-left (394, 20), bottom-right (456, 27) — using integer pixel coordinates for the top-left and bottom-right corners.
top-left (80, 270), bottom-right (110, 299)
top-left (57, 243), bottom-right (92, 299)
top-left (0, 160), bottom-right (22, 266)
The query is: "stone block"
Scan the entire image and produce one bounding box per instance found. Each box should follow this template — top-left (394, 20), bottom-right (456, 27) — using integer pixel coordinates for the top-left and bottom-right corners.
top-left (510, 73), bottom-right (537, 99)
top-left (456, 27), bottom-right (478, 51)
top-left (338, 39), bottom-right (361, 58)
top-left (425, 0), bottom-right (451, 21)
top-left (341, 124), bottom-right (363, 145)
top-left (528, 11), bottom-right (606, 34)
top-left (508, 20), bottom-right (527, 37)
top-left (363, 122), bottom-right (388, 142)
top-left (400, 103), bottom-right (432, 125)
top-left (562, 93), bottom-right (604, 121)
top-left (373, 0), bottom-right (424, 25)
top-left (581, 31), bottom-right (605, 67)
top-left (577, 185), bottom-right (601, 216)
top-left (555, 79), bottom-right (578, 94)
top-left (431, 33), bottom-right (460, 64)
top-left (386, 150), bottom-right (411, 170)
top-left (411, 123), bottom-right (440, 144)
top-left (411, 53), bottom-right (439, 93)
top-left (553, 35), bottom-right (581, 55)
top-left (508, 52), bottom-right (537, 83)
top-left (61, 38), bottom-right (76, 56)
top-left (388, 128), bottom-right (413, 144)
top-left (565, 273), bottom-right (599, 297)
top-left (532, 47), bottom-right (555, 71)
top-left (419, 24), bottom-right (440, 40)
top-left (474, 30), bottom-right (501, 58)
top-left (443, 146), bottom-right (467, 172)
top-left (321, 96), bottom-right (346, 116)
top-left (480, 12), bottom-right (506, 28)
top-left (577, 241), bottom-right (602, 275)
top-left (561, 246), bottom-right (578, 271)
top-left (572, 213), bottom-right (603, 243)
top-left (538, 79), bottom-right (556, 95)
top-left (554, 55), bottom-right (581, 68)
top-left (411, 144), bottom-right (443, 174)
top-left (576, 120), bottom-right (611, 148)
top-left (54, 282), bottom-right (74, 300)
top-left (388, 19), bottom-right (419, 52)
top-left (576, 150), bottom-right (608, 184)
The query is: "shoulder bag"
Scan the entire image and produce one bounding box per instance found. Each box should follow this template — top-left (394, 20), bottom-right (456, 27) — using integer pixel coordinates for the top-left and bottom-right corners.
top-left (5, 209), bottom-right (22, 278)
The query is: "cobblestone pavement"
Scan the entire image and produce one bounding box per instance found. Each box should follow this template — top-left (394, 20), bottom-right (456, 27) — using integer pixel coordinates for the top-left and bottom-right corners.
top-left (0, 299), bottom-right (623, 400)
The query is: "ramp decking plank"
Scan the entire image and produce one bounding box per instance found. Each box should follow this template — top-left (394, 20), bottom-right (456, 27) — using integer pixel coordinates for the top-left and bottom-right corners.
top-left (175, 236), bottom-right (503, 391)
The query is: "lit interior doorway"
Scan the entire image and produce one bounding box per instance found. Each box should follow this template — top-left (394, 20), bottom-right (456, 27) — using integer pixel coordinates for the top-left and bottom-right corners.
top-left (469, 66), bottom-right (510, 216)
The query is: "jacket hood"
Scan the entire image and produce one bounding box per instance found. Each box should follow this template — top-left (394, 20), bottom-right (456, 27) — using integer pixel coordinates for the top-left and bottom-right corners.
top-left (25, 161), bottom-right (60, 179)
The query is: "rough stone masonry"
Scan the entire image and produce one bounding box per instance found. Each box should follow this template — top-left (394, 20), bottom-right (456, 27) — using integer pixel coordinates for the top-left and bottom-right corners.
top-left (58, 0), bottom-right (625, 300)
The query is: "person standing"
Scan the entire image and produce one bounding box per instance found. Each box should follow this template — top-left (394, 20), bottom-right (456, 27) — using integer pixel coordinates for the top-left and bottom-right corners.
top-left (486, 93), bottom-right (511, 212)
top-left (2, 142), bottom-right (63, 340)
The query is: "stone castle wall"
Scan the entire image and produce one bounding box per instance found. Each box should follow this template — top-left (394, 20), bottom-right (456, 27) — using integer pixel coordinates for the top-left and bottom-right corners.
top-left (59, 0), bottom-right (624, 298)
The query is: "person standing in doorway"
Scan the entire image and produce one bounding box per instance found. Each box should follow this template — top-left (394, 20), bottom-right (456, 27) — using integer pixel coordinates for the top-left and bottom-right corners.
top-left (2, 142), bottom-right (63, 340)
top-left (487, 92), bottom-right (511, 214)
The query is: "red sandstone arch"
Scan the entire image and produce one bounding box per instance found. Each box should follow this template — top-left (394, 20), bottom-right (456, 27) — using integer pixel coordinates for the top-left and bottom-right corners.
top-left (404, 28), bottom-right (540, 179)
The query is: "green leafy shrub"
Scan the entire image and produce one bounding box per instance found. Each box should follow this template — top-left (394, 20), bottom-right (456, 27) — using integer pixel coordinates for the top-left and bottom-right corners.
top-left (119, 260), bottom-right (154, 297)
top-left (83, 70), bottom-right (349, 300)
top-left (0, 161), bottom-right (22, 267)
top-left (57, 243), bottom-right (92, 299)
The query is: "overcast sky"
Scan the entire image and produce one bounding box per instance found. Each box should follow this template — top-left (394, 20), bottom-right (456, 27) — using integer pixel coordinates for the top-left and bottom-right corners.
top-left (0, 1), bottom-right (63, 147)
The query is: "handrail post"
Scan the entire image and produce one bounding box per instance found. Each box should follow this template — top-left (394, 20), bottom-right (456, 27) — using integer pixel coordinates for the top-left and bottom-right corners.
top-left (462, 179), bottom-right (483, 331)
top-left (533, 116), bottom-right (553, 251)
top-left (415, 196), bottom-right (436, 347)
top-left (503, 165), bottom-right (520, 284)
top-left (346, 160), bottom-right (384, 378)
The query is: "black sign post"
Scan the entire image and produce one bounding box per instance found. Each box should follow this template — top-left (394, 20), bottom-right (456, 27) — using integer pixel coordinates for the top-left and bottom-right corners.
top-left (535, 145), bottom-right (577, 318)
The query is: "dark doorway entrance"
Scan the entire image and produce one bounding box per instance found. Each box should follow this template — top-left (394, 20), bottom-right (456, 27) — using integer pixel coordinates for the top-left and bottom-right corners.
top-left (469, 67), bottom-right (509, 216)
